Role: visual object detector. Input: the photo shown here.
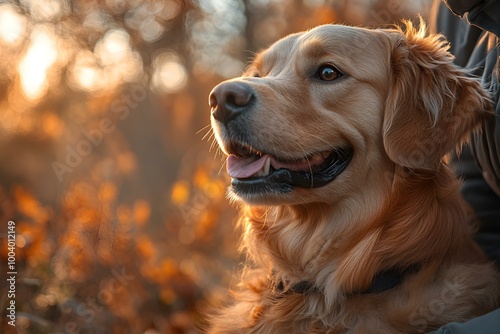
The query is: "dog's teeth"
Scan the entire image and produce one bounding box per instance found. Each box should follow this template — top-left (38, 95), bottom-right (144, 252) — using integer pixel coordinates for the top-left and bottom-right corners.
top-left (255, 157), bottom-right (271, 177)
top-left (263, 157), bottom-right (271, 175)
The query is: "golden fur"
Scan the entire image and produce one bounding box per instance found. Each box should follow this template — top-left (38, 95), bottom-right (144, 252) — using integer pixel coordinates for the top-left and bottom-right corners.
top-left (207, 21), bottom-right (500, 333)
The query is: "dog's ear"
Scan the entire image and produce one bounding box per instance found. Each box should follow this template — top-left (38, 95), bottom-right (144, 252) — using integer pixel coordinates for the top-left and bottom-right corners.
top-left (383, 20), bottom-right (492, 170)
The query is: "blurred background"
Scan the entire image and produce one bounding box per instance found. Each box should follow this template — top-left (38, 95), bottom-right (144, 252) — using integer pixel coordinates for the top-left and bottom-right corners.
top-left (0, 0), bottom-right (432, 333)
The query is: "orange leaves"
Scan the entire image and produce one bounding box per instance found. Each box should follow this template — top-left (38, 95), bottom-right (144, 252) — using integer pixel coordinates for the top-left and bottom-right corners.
top-left (139, 257), bottom-right (180, 285)
top-left (117, 200), bottom-right (151, 228)
top-left (13, 186), bottom-right (49, 224)
top-left (160, 287), bottom-right (177, 304)
top-left (42, 113), bottom-right (64, 139)
top-left (116, 151), bottom-right (136, 174)
top-left (136, 234), bottom-right (156, 259)
top-left (9, 186), bottom-right (52, 263)
top-left (117, 204), bottom-right (132, 226)
top-left (196, 168), bottom-right (226, 201)
top-left (171, 180), bottom-right (189, 206)
top-left (63, 181), bottom-right (96, 211)
top-left (193, 168), bottom-right (225, 201)
top-left (195, 210), bottom-right (218, 241)
top-left (98, 182), bottom-right (117, 203)
top-left (193, 168), bottom-right (208, 188)
top-left (171, 166), bottom-right (227, 245)
top-left (75, 206), bottom-right (94, 225)
top-left (160, 258), bottom-right (179, 278)
top-left (172, 167), bottom-right (225, 210)
top-left (133, 200), bottom-right (150, 227)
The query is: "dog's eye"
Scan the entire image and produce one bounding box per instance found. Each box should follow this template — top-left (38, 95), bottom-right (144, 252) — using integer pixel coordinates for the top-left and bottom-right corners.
top-left (245, 72), bottom-right (260, 78)
top-left (317, 65), bottom-right (342, 81)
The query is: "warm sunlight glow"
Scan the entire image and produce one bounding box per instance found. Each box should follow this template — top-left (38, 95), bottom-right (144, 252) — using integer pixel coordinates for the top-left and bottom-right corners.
top-left (91, 29), bottom-right (144, 87)
top-left (151, 52), bottom-right (187, 93)
top-left (67, 50), bottom-right (103, 92)
top-left (21, 0), bottom-right (66, 21)
top-left (139, 18), bottom-right (164, 43)
top-left (95, 29), bottom-right (131, 65)
top-left (78, 67), bottom-right (99, 90)
top-left (0, 4), bottom-right (26, 44)
top-left (69, 31), bottom-right (143, 92)
top-left (18, 27), bottom-right (58, 100)
top-left (189, 0), bottom-right (246, 78)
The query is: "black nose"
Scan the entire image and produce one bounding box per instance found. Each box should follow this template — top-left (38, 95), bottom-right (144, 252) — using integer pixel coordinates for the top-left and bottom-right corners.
top-left (209, 81), bottom-right (254, 125)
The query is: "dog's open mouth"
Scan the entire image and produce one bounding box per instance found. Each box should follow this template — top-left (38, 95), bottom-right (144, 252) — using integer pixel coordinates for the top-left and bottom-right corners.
top-left (226, 141), bottom-right (353, 194)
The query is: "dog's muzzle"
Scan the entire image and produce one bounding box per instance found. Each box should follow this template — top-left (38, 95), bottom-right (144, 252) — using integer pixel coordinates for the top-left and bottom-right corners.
top-left (209, 81), bottom-right (353, 197)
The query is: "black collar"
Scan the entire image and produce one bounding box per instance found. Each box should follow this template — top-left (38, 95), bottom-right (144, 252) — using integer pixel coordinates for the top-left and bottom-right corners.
top-left (272, 265), bottom-right (420, 295)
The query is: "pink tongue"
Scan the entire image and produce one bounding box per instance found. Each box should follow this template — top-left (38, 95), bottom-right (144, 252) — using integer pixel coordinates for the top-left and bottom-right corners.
top-left (226, 155), bottom-right (269, 178)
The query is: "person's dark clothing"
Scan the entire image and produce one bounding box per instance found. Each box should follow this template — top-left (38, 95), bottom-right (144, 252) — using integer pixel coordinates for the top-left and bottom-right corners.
top-left (428, 1), bottom-right (500, 333)
top-left (432, 0), bottom-right (500, 265)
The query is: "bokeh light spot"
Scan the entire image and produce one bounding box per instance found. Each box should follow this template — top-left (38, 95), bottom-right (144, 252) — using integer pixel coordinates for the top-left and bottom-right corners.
top-left (21, 0), bottom-right (68, 21)
top-left (18, 26), bottom-right (58, 100)
top-left (0, 4), bottom-right (27, 44)
top-left (42, 113), bottom-right (64, 139)
top-left (171, 180), bottom-right (189, 205)
top-left (134, 200), bottom-right (151, 226)
top-left (16, 234), bottom-right (27, 248)
top-left (151, 52), bottom-right (187, 93)
top-left (95, 29), bottom-right (131, 65)
top-left (139, 18), bottom-right (164, 43)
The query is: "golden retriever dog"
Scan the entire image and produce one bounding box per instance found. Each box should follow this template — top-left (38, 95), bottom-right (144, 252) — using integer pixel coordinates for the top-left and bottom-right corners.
top-left (206, 20), bottom-right (500, 333)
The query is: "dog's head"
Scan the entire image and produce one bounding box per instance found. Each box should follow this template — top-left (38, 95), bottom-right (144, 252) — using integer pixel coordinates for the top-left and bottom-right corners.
top-left (209, 21), bottom-right (491, 206)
